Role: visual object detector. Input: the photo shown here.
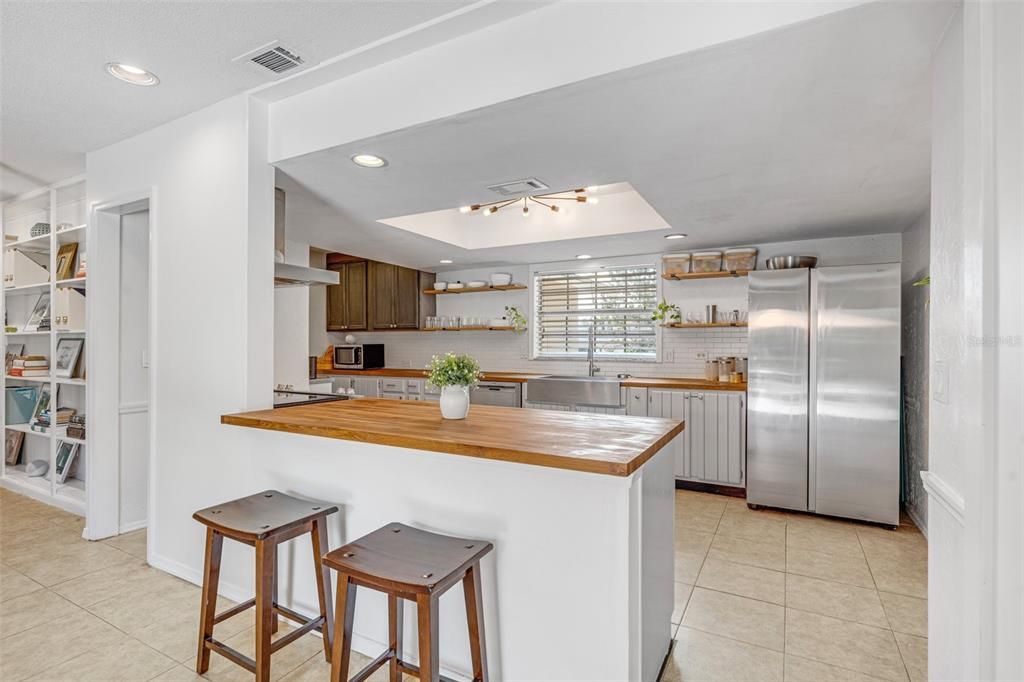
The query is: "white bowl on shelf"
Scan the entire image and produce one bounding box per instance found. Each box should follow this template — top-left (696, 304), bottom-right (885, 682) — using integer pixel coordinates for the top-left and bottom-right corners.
top-left (434, 281), bottom-right (448, 290)
top-left (448, 282), bottom-right (465, 290)
top-left (490, 273), bottom-right (512, 286)
top-left (467, 280), bottom-right (487, 288)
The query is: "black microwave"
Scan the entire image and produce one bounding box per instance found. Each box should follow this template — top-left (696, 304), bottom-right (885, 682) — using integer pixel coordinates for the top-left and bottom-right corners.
top-left (332, 344), bottom-right (385, 370)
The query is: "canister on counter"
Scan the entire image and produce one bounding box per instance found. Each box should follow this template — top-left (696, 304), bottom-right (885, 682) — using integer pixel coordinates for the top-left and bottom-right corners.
top-left (718, 356), bottom-right (736, 382)
top-left (705, 359), bottom-right (720, 382)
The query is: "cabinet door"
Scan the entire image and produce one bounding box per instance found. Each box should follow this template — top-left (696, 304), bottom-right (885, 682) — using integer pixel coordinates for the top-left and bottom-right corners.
top-left (353, 377), bottom-right (380, 397)
top-left (369, 262), bottom-right (396, 329)
top-left (688, 393), bottom-right (706, 480)
top-left (343, 262), bottom-right (368, 330)
top-left (326, 265), bottom-right (347, 331)
top-left (626, 388), bottom-right (648, 416)
top-left (649, 390), bottom-right (690, 477)
top-left (393, 266), bottom-right (420, 329)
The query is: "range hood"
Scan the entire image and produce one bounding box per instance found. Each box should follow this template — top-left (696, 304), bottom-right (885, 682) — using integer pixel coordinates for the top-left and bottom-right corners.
top-left (273, 188), bottom-right (339, 288)
top-left (274, 262), bottom-right (339, 287)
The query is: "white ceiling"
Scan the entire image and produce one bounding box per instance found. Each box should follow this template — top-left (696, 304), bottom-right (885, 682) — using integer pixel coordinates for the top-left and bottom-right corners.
top-left (277, 1), bottom-right (955, 272)
top-left (378, 182), bottom-right (670, 249)
top-left (0, 0), bottom-right (539, 200)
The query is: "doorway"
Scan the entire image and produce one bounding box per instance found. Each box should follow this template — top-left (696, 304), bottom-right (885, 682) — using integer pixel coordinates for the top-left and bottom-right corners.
top-left (88, 196), bottom-right (152, 543)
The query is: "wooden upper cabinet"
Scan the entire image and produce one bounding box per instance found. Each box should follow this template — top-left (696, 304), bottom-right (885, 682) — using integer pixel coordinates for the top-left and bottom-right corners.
top-left (393, 266), bottom-right (421, 328)
top-left (329, 257), bottom-right (431, 331)
top-left (326, 261), bottom-right (368, 331)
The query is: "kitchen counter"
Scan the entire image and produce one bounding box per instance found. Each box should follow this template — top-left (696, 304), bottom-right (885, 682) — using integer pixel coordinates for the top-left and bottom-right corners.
top-left (220, 396), bottom-right (678, 678)
top-left (222, 397), bottom-right (683, 476)
top-left (318, 367), bottom-right (747, 391)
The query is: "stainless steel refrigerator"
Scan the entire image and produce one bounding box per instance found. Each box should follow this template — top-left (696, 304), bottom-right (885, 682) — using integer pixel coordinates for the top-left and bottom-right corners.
top-left (746, 264), bottom-right (901, 526)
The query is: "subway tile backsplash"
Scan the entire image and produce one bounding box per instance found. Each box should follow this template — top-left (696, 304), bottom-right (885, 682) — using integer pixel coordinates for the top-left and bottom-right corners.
top-left (328, 328), bottom-right (748, 378)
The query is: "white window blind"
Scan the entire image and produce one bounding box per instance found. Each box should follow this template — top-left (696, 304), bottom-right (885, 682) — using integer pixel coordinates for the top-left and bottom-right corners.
top-left (534, 265), bottom-right (658, 358)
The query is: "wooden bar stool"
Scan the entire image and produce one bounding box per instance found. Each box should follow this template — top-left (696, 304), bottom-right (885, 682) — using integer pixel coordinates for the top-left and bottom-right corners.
top-left (193, 490), bottom-right (338, 682)
top-left (323, 523), bottom-right (492, 682)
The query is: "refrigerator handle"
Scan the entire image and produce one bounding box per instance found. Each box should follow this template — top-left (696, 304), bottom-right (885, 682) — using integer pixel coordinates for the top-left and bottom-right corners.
top-left (808, 269), bottom-right (818, 513)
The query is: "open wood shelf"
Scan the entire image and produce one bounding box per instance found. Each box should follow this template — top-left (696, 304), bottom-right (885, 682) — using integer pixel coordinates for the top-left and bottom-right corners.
top-left (5, 374), bottom-right (51, 383)
top-left (55, 277), bottom-right (86, 288)
top-left (422, 284), bottom-right (526, 295)
top-left (5, 423), bottom-right (47, 438)
top-left (659, 321), bottom-right (749, 327)
top-left (4, 282), bottom-right (51, 295)
top-left (662, 270), bottom-right (750, 281)
top-left (421, 326), bottom-right (521, 332)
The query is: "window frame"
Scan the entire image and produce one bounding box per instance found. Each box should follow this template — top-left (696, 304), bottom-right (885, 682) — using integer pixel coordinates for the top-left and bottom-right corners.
top-left (529, 256), bottom-right (662, 362)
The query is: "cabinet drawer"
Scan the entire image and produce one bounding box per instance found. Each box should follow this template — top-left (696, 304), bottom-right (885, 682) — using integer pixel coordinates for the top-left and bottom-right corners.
top-left (406, 380), bottom-right (422, 393)
top-left (381, 379), bottom-right (404, 392)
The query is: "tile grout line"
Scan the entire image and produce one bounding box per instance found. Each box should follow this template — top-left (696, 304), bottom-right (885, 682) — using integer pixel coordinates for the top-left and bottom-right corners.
top-left (856, 529), bottom-right (915, 682)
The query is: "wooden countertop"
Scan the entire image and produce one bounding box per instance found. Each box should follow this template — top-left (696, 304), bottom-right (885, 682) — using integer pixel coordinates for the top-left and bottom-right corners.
top-left (222, 399), bottom-right (684, 477)
top-left (318, 368), bottom-right (746, 391)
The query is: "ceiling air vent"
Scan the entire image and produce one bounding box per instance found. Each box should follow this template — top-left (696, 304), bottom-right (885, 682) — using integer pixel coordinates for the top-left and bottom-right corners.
top-left (486, 178), bottom-right (549, 196)
top-left (233, 41), bottom-right (306, 79)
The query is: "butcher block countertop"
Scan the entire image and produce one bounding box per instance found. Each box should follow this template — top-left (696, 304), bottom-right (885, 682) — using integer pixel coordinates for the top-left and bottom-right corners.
top-left (319, 367), bottom-right (746, 391)
top-left (222, 398), bottom-right (684, 476)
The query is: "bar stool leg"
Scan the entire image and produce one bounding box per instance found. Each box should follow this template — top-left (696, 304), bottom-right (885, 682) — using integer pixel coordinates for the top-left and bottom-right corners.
top-left (463, 562), bottom-right (488, 682)
top-left (416, 593), bottom-right (439, 682)
top-left (271, 544), bottom-right (279, 635)
top-left (311, 518), bottom-right (334, 661)
top-left (196, 528), bottom-right (223, 674)
top-left (330, 572), bottom-right (357, 682)
top-left (255, 538), bottom-right (277, 682)
top-left (388, 594), bottom-right (403, 682)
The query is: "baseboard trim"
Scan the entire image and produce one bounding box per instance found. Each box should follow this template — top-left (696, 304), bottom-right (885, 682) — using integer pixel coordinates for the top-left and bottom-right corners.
top-left (904, 503), bottom-right (928, 539)
top-left (920, 470), bottom-right (965, 527)
top-left (147, 551), bottom-right (472, 681)
top-left (119, 519), bottom-right (148, 534)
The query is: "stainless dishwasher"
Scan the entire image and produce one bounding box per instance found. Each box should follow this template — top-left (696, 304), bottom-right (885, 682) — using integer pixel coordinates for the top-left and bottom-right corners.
top-left (470, 382), bottom-right (522, 407)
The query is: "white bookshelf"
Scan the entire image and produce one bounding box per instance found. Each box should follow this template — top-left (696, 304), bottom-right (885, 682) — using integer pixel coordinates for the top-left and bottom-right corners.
top-left (1, 176), bottom-right (88, 516)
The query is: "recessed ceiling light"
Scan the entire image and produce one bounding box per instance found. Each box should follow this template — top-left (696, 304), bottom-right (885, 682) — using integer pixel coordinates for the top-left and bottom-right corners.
top-left (576, 254), bottom-right (592, 260)
top-left (351, 153), bottom-right (387, 168)
top-left (105, 62), bottom-right (159, 86)
top-left (665, 233), bottom-right (687, 240)
top-left (439, 259), bottom-right (453, 264)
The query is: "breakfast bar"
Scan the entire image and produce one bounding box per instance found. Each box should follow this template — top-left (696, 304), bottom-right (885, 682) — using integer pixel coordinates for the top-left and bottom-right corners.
top-left (221, 399), bottom-right (683, 681)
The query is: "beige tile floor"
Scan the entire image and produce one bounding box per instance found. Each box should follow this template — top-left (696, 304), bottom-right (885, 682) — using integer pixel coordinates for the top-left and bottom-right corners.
top-left (0, 487), bottom-right (927, 681)
top-left (664, 489), bottom-right (928, 682)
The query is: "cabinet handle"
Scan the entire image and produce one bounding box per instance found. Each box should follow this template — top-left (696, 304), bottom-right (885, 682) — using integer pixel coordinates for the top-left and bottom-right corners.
top-left (695, 394), bottom-right (704, 400)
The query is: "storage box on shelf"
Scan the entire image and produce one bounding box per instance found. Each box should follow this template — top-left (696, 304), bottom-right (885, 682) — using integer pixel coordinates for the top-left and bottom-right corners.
top-left (1, 176), bottom-right (88, 515)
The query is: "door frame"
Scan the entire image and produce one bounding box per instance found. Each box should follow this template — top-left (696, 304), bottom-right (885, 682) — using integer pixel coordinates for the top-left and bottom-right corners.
top-left (86, 188), bottom-right (157, 545)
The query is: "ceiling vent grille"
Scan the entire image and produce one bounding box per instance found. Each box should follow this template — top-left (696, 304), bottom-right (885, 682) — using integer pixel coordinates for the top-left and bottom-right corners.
top-left (487, 178), bottom-right (549, 196)
top-left (233, 41), bottom-right (306, 79)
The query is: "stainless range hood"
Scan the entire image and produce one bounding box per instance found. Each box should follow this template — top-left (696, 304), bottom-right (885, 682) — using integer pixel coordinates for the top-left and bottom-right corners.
top-left (273, 188), bottom-right (339, 288)
top-left (274, 262), bottom-right (339, 287)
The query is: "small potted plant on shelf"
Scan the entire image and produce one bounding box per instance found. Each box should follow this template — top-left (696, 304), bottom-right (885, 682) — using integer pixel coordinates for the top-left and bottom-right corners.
top-left (504, 305), bottom-right (527, 332)
top-left (651, 298), bottom-right (682, 326)
top-left (426, 352), bottom-right (483, 420)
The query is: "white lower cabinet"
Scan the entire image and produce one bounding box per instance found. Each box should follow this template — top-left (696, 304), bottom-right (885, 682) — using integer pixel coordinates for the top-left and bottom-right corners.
top-left (647, 389), bottom-right (746, 488)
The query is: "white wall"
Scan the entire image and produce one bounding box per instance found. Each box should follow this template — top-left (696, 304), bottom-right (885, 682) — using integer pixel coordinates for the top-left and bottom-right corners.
top-left (87, 94), bottom-right (276, 583)
top-left (925, 3), bottom-right (1024, 679)
top-left (273, 238), bottom-right (310, 390)
top-left (324, 233), bottom-right (900, 378)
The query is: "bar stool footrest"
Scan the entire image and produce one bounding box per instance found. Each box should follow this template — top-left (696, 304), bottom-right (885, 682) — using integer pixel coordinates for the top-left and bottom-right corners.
top-left (205, 637), bottom-right (256, 674)
top-left (270, 615), bottom-right (325, 654)
top-left (213, 598), bottom-right (256, 624)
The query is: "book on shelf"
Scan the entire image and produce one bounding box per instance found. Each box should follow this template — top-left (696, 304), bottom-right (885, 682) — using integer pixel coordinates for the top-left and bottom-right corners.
top-left (31, 407), bottom-right (76, 432)
top-left (9, 368), bottom-right (49, 377)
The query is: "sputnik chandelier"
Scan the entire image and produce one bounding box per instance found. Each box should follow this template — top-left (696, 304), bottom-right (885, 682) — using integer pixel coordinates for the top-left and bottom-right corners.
top-left (460, 187), bottom-right (599, 217)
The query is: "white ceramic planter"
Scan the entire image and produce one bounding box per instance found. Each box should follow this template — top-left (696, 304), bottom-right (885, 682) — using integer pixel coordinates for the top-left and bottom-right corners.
top-left (439, 385), bottom-right (471, 419)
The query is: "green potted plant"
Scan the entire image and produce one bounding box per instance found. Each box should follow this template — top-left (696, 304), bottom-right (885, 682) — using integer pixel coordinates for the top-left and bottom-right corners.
top-left (427, 353), bottom-right (483, 419)
top-left (504, 305), bottom-right (527, 331)
top-left (651, 298), bottom-right (682, 325)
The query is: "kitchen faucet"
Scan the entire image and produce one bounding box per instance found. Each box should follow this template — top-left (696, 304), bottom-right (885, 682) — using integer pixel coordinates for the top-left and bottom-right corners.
top-left (587, 325), bottom-right (600, 377)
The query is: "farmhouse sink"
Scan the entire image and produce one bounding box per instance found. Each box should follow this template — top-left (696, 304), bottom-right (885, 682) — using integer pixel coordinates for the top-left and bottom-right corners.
top-left (526, 375), bottom-right (623, 408)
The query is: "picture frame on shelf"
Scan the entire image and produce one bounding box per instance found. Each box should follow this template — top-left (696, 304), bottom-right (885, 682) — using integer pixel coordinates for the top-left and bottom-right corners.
top-left (54, 441), bottom-right (80, 484)
top-left (53, 338), bottom-right (84, 378)
top-left (31, 385), bottom-right (51, 424)
top-left (5, 429), bottom-right (25, 465)
top-left (24, 293), bottom-right (50, 332)
top-left (55, 243), bottom-right (78, 281)
top-left (5, 343), bottom-right (25, 373)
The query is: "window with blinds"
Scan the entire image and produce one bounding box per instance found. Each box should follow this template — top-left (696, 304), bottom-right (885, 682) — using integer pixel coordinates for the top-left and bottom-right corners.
top-left (533, 265), bottom-right (659, 358)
